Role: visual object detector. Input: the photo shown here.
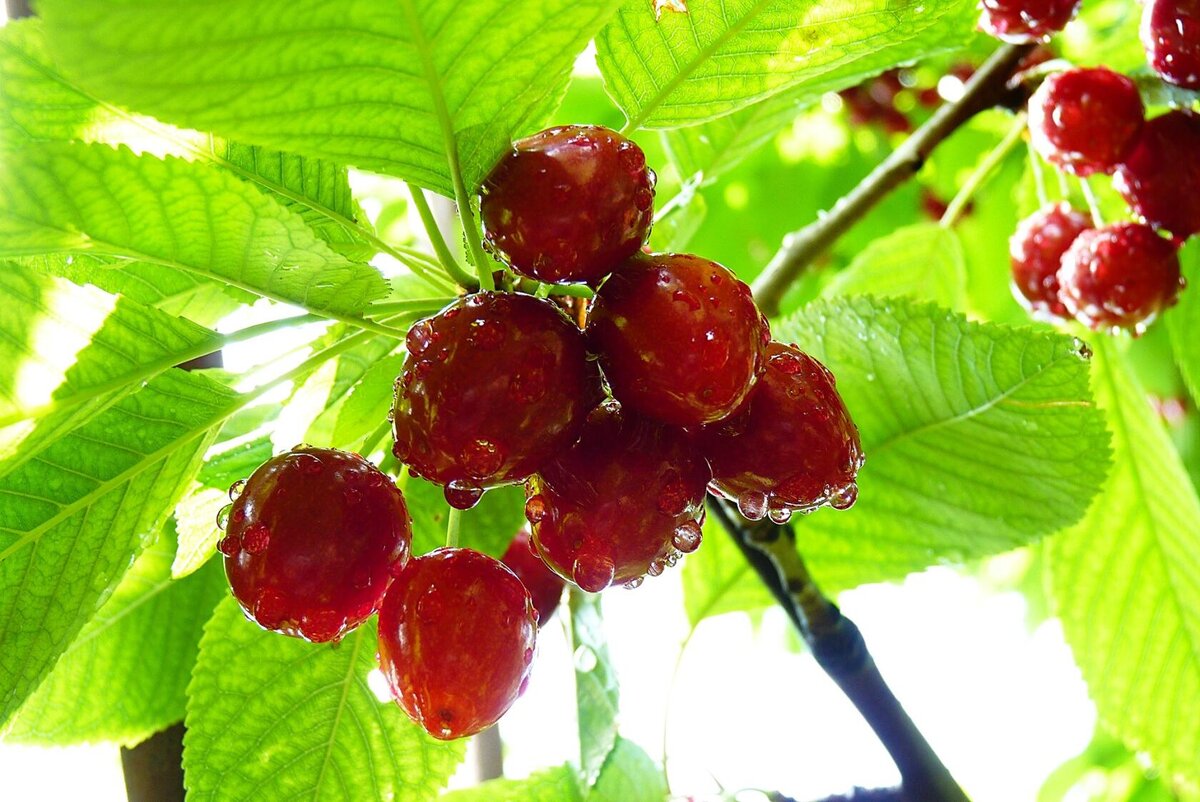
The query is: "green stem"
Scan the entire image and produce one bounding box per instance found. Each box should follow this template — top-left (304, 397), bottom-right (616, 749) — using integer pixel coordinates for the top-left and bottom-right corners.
top-left (364, 297), bottom-right (456, 318)
top-left (361, 418), bottom-right (392, 457)
top-left (1027, 139), bottom-right (1049, 208)
top-left (408, 183), bottom-right (478, 289)
top-left (1078, 176), bottom-right (1105, 227)
top-left (940, 113), bottom-right (1027, 228)
top-left (445, 507), bottom-right (462, 549)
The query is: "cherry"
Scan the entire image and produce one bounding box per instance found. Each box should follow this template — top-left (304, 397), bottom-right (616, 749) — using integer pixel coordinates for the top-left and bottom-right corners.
top-left (698, 343), bottom-right (864, 522)
top-left (1010, 203), bottom-right (1092, 318)
top-left (480, 125), bottom-right (656, 285)
top-left (500, 529), bottom-right (565, 626)
top-left (1057, 222), bottom-right (1184, 333)
top-left (526, 402), bottom-right (710, 593)
top-left (979, 0), bottom-right (1081, 42)
top-left (392, 292), bottom-right (603, 509)
top-left (220, 447), bottom-right (411, 643)
top-left (1142, 0), bottom-right (1200, 89)
top-left (377, 548), bottom-right (536, 740)
top-left (1113, 110), bottom-right (1200, 239)
top-left (586, 252), bottom-right (769, 428)
top-left (1028, 68), bottom-right (1144, 176)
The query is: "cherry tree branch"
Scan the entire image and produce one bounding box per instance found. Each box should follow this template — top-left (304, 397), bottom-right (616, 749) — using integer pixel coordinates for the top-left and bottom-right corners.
top-left (750, 41), bottom-right (1036, 316)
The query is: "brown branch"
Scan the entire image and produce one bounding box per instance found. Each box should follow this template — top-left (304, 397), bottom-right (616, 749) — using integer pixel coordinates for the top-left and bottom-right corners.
top-left (120, 723), bottom-right (186, 802)
top-left (750, 41), bottom-right (1036, 317)
top-left (5, 0), bottom-right (33, 19)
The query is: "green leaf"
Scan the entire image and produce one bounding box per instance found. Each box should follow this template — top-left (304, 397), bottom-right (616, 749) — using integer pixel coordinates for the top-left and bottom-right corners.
top-left (333, 354), bottom-right (408, 448)
top-left (443, 765), bottom-right (583, 802)
top-left (6, 519), bottom-right (225, 746)
top-left (0, 142), bottom-right (389, 325)
top-left (596, 0), bottom-right (977, 131)
top-left (681, 514), bottom-right (772, 627)
top-left (1167, 241), bottom-right (1200, 404)
top-left (1048, 339), bottom-right (1200, 788)
top-left (773, 296), bottom-right (1110, 592)
top-left (303, 333), bottom-right (400, 446)
top-left (588, 738), bottom-right (668, 802)
top-left (184, 597), bottom-right (465, 801)
top-left (569, 590), bottom-right (619, 787)
top-left (405, 477), bottom-right (526, 559)
top-left (196, 436), bottom-right (275, 494)
top-left (38, 0), bottom-right (620, 197)
top-left (823, 223), bottom-right (967, 309)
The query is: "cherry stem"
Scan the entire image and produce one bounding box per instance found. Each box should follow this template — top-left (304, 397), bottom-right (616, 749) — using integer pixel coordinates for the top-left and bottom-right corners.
top-left (1027, 138), bottom-right (1050, 208)
top-left (750, 41), bottom-right (1036, 317)
top-left (360, 418), bottom-right (392, 459)
top-left (1078, 176), bottom-right (1105, 228)
top-left (708, 500), bottom-right (969, 802)
top-left (445, 507), bottom-right (462, 549)
top-left (939, 112), bottom-right (1028, 228)
top-left (408, 183), bottom-right (479, 290)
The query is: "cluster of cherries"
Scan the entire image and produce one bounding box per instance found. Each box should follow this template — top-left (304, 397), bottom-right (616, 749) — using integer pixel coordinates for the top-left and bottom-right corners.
top-left (216, 125), bottom-right (864, 740)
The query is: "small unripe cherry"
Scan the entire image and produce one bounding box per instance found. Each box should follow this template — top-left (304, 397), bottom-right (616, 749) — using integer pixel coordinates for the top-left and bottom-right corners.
top-left (1010, 203), bottom-right (1092, 319)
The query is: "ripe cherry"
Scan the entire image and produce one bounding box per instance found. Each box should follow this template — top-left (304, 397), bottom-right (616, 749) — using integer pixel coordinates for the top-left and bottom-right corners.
top-left (1113, 110), bottom-right (1200, 239)
top-left (1028, 67), bottom-right (1144, 176)
top-left (480, 125), bottom-right (656, 285)
top-left (378, 548), bottom-right (536, 740)
top-left (501, 529), bottom-right (565, 626)
top-left (1142, 0), bottom-right (1200, 89)
top-left (220, 447), bottom-right (411, 643)
top-left (1057, 223), bottom-right (1184, 333)
top-left (586, 252), bottom-right (769, 428)
top-left (698, 343), bottom-right (864, 523)
top-left (392, 292), bottom-right (603, 509)
top-left (526, 402), bottom-right (710, 593)
top-left (1010, 203), bottom-right (1092, 318)
top-left (979, 0), bottom-right (1081, 42)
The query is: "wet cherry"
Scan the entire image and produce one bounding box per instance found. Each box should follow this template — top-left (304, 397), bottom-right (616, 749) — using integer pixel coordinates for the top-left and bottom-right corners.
top-left (1028, 67), bottom-right (1144, 176)
top-left (526, 402), bottom-right (711, 593)
top-left (500, 529), bottom-right (565, 626)
top-left (586, 252), bottom-right (769, 428)
top-left (979, 0), bottom-right (1081, 42)
top-left (1056, 222), bottom-right (1184, 333)
top-left (377, 548), bottom-right (537, 740)
top-left (1010, 203), bottom-right (1092, 318)
top-left (698, 343), bottom-right (864, 521)
top-left (480, 125), bottom-right (656, 285)
top-left (221, 447), bottom-right (412, 643)
top-left (1142, 0), bottom-right (1200, 89)
top-left (392, 292), bottom-right (603, 509)
top-left (1113, 110), bottom-right (1200, 239)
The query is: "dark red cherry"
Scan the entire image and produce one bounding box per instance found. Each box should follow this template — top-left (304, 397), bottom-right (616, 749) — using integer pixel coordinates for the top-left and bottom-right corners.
top-left (526, 403), bottom-right (710, 593)
top-left (1113, 110), bottom-right (1200, 239)
top-left (1010, 203), bottom-right (1092, 318)
top-left (500, 529), bottom-right (565, 625)
top-left (979, 0), bottom-right (1081, 42)
top-left (586, 252), bottom-right (769, 427)
top-left (1142, 0), bottom-right (1200, 89)
top-left (1057, 223), bottom-right (1184, 333)
top-left (220, 447), bottom-right (412, 643)
top-left (480, 125), bottom-right (656, 285)
top-left (698, 343), bottom-right (864, 523)
top-left (392, 292), bottom-right (603, 509)
top-left (377, 548), bottom-right (536, 740)
top-left (1028, 68), bottom-right (1144, 176)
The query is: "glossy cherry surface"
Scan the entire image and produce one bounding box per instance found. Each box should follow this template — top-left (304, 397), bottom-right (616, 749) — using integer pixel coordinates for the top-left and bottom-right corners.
top-left (220, 447), bottom-right (412, 643)
top-left (1028, 67), bottom-right (1144, 176)
top-left (1057, 223), bottom-right (1184, 333)
top-left (500, 529), bottom-right (565, 626)
top-left (392, 292), bottom-right (603, 509)
top-left (1010, 203), bottom-right (1092, 318)
top-left (1113, 110), bottom-right (1200, 239)
top-left (586, 252), bottom-right (769, 428)
top-left (698, 343), bottom-right (864, 523)
top-left (480, 125), bottom-right (656, 285)
top-left (979, 0), bottom-right (1081, 42)
top-left (526, 403), bottom-right (710, 593)
top-left (1142, 0), bottom-right (1200, 89)
top-left (378, 548), bottom-right (536, 740)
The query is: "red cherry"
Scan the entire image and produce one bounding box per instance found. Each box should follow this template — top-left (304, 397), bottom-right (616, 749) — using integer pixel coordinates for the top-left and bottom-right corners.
top-left (526, 403), bottom-right (710, 593)
top-left (1057, 223), bottom-right (1184, 333)
top-left (221, 447), bottom-right (412, 643)
top-left (979, 0), bottom-right (1081, 42)
top-left (1028, 68), bottom-right (1144, 176)
top-left (1142, 0), bottom-right (1200, 89)
top-left (586, 252), bottom-right (769, 427)
top-left (698, 343), bottom-right (864, 522)
top-left (500, 529), bottom-right (565, 625)
top-left (392, 292), bottom-right (603, 509)
top-left (377, 549), bottom-right (536, 740)
top-left (1113, 110), bottom-right (1200, 239)
top-left (480, 125), bottom-right (656, 285)
top-left (1010, 203), bottom-right (1092, 318)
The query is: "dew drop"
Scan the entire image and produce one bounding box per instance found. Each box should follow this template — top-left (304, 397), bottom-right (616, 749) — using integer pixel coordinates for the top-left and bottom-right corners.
top-left (671, 521), bottom-right (703, 553)
top-left (242, 523), bottom-right (271, 554)
top-left (656, 475), bottom-right (689, 516)
top-left (228, 479), bottom-right (247, 501)
top-left (623, 577), bottom-right (645, 590)
top-left (301, 610), bottom-right (344, 643)
top-left (768, 507), bottom-right (793, 525)
top-left (461, 438), bottom-right (503, 479)
top-left (737, 491), bottom-right (769, 521)
top-left (295, 453), bottom-right (323, 475)
top-left (525, 494), bottom-right (548, 524)
top-left (444, 481), bottom-right (484, 510)
top-left (618, 146), bottom-right (646, 173)
top-left (215, 503), bottom-right (233, 530)
top-left (511, 367), bottom-right (548, 404)
top-left (573, 644), bottom-right (598, 672)
top-left (769, 350), bottom-right (804, 375)
top-left (829, 483), bottom-right (859, 510)
top-left (647, 559), bottom-right (665, 577)
top-left (344, 487), bottom-right (362, 505)
top-left (572, 553), bottom-right (615, 593)
top-left (216, 535), bottom-right (242, 556)
top-left (254, 589), bottom-right (288, 630)
top-left (635, 188), bottom-right (654, 211)
top-left (467, 317), bottom-right (505, 349)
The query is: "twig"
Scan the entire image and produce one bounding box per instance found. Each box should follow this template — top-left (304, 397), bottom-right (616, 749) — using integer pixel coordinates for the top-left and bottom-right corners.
top-left (408, 183), bottom-right (478, 290)
top-left (120, 723), bottom-right (186, 802)
top-left (751, 42), bottom-right (1036, 316)
top-left (708, 501), bottom-right (968, 802)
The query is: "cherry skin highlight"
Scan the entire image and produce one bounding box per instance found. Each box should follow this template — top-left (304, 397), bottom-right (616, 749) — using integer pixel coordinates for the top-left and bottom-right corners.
top-left (392, 292), bottom-right (603, 509)
top-left (1113, 110), bottom-right (1200, 239)
top-left (377, 548), bottom-right (537, 740)
top-left (526, 402), bottom-right (711, 593)
top-left (1028, 67), bottom-right (1144, 176)
top-left (586, 252), bottom-right (769, 428)
top-left (220, 447), bottom-right (412, 643)
top-left (1142, 0), bottom-right (1200, 89)
top-left (698, 343), bottom-right (864, 523)
top-left (1010, 203), bottom-right (1092, 318)
top-left (480, 125), bottom-right (656, 285)
top-left (979, 0), bottom-right (1081, 42)
top-left (500, 529), bottom-right (565, 626)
